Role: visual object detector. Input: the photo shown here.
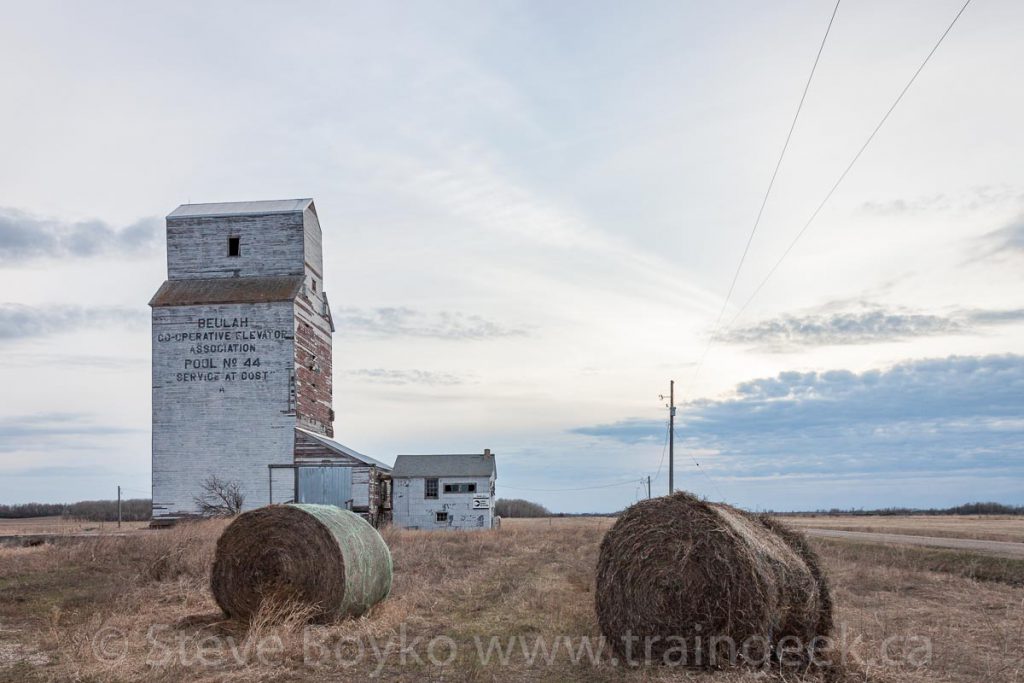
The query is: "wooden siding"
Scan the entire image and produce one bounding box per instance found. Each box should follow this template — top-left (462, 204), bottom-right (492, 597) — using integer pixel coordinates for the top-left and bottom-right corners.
top-left (153, 201), bottom-right (347, 520)
top-left (294, 299), bottom-right (333, 437)
top-left (293, 430), bottom-right (388, 526)
top-left (151, 301), bottom-right (296, 516)
top-left (269, 467), bottom-right (296, 504)
top-left (393, 475), bottom-right (495, 530)
top-left (294, 429), bottom-right (364, 465)
top-left (302, 207), bottom-right (324, 279)
top-left (166, 213), bottom-right (306, 280)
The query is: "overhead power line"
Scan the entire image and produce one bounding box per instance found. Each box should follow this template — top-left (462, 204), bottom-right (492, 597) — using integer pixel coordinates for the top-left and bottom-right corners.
top-left (502, 478), bottom-right (641, 493)
top-left (726, 0), bottom-right (973, 329)
top-left (677, 427), bottom-right (727, 501)
top-left (650, 420), bottom-right (671, 484)
top-left (693, 0), bottom-right (842, 382)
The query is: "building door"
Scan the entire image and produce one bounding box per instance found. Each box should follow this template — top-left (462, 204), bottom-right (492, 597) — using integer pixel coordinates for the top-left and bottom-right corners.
top-left (297, 467), bottom-right (353, 509)
top-left (394, 479), bottom-right (410, 522)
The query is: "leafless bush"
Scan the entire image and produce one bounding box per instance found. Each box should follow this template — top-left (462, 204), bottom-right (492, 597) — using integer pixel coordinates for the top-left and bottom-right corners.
top-left (193, 475), bottom-right (245, 517)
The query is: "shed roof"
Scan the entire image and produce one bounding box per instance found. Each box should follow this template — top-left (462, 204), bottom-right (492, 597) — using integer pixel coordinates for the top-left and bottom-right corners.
top-left (149, 276), bottom-right (303, 307)
top-left (167, 198), bottom-right (314, 219)
top-left (392, 453), bottom-right (496, 478)
top-left (296, 428), bottom-right (393, 471)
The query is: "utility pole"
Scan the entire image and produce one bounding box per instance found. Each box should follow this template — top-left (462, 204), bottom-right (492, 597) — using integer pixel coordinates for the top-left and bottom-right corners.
top-left (646, 475), bottom-right (651, 499)
top-left (669, 380), bottom-right (676, 494)
top-left (117, 485), bottom-right (122, 529)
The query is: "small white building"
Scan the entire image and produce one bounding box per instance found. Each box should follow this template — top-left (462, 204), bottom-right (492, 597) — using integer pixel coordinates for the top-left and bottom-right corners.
top-left (391, 451), bottom-right (496, 530)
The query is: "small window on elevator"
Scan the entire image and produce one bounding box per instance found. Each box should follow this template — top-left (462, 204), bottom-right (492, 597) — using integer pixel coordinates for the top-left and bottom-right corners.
top-left (227, 236), bottom-right (241, 257)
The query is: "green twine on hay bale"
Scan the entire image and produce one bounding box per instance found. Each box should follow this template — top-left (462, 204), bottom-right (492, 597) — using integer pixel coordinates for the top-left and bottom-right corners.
top-left (211, 504), bottom-right (392, 622)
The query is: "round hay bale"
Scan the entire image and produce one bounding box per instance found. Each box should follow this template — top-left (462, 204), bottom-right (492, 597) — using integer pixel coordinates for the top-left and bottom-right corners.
top-left (757, 514), bottom-right (833, 639)
top-left (211, 504), bottom-right (392, 622)
top-left (595, 492), bottom-right (831, 667)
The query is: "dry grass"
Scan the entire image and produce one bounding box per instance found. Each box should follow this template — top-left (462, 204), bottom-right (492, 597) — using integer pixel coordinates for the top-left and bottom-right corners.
top-left (814, 537), bottom-right (1024, 586)
top-left (0, 517), bottom-right (1021, 681)
top-left (0, 517), bottom-right (150, 537)
top-left (501, 517), bottom-right (614, 530)
top-left (779, 515), bottom-right (1024, 544)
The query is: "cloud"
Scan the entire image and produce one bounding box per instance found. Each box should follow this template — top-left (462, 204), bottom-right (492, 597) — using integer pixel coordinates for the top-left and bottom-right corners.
top-left (0, 207), bottom-right (160, 263)
top-left (859, 186), bottom-right (1024, 215)
top-left (0, 304), bottom-right (146, 341)
top-left (980, 216), bottom-right (1024, 257)
top-left (719, 304), bottom-right (1024, 350)
top-left (345, 368), bottom-right (467, 386)
top-left (0, 353), bottom-right (147, 369)
top-left (859, 195), bottom-right (949, 215)
top-left (333, 307), bottom-right (525, 340)
top-left (573, 355), bottom-right (1024, 484)
top-left (3, 465), bottom-right (112, 478)
top-left (405, 159), bottom-right (611, 251)
top-left (0, 413), bottom-right (142, 453)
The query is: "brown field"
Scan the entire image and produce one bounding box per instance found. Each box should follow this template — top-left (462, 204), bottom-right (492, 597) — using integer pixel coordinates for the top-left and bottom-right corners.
top-left (0, 517), bottom-right (1022, 682)
top-left (779, 515), bottom-right (1024, 544)
top-left (0, 517), bottom-right (150, 537)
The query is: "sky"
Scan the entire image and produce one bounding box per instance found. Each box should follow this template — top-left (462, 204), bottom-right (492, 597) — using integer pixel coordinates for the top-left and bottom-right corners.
top-left (0, 0), bottom-right (1021, 512)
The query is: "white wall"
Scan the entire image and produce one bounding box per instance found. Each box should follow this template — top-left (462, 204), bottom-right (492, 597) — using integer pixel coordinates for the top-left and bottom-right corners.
top-left (392, 475), bottom-right (495, 530)
top-left (152, 301), bottom-right (295, 516)
top-left (270, 467), bottom-right (296, 504)
top-left (166, 213), bottom-right (306, 280)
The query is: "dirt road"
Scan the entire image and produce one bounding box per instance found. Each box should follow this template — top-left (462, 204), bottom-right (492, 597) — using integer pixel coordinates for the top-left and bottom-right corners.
top-left (804, 527), bottom-right (1024, 559)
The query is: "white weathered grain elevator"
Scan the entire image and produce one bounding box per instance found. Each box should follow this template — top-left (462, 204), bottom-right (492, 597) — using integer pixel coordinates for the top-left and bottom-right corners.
top-left (149, 199), bottom-right (391, 524)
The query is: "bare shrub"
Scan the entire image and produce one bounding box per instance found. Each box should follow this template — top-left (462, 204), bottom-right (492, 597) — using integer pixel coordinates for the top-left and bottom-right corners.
top-left (193, 475), bottom-right (245, 516)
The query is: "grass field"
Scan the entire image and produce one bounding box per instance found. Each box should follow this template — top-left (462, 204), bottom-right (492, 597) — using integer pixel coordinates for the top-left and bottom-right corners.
top-left (0, 517), bottom-right (150, 537)
top-left (0, 516), bottom-right (1022, 682)
top-left (779, 515), bottom-right (1024, 544)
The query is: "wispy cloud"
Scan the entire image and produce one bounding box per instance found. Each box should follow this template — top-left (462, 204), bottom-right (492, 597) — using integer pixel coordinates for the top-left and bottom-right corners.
top-left (0, 304), bottom-right (146, 341)
top-left (346, 368), bottom-right (468, 386)
top-left (719, 304), bottom-right (1024, 351)
top-left (980, 215), bottom-right (1024, 257)
top-left (0, 353), bottom-right (147, 369)
top-left (859, 186), bottom-right (1024, 215)
top-left (334, 307), bottom-right (525, 340)
top-left (405, 155), bottom-right (610, 251)
top-left (573, 355), bottom-right (1024, 482)
top-left (0, 207), bottom-right (160, 264)
top-left (0, 413), bottom-right (142, 453)
top-left (3, 465), bottom-right (112, 478)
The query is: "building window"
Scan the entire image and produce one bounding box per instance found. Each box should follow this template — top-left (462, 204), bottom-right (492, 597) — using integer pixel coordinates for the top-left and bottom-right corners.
top-left (443, 483), bottom-right (477, 494)
top-left (311, 278), bottom-right (317, 293)
top-left (435, 511), bottom-right (448, 523)
top-left (424, 478), bottom-right (438, 499)
top-left (227, 236), bottom-right (241, 257)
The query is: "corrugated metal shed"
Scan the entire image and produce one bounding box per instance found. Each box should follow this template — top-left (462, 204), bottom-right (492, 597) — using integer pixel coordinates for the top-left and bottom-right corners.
top-left (168, 198), bottom-right (314, 219)
top-left (392, 453), bottom-right (496, 478)
top-left (149, 276), bottom-right (304, 307)
top-left (296, 428), bottom-right (393, 471)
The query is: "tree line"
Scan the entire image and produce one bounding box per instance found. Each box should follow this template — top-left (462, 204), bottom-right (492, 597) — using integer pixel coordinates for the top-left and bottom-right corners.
top-left (0, 499), bottom-right (152, 521)
top-left (494, 498), bottom-right (551, 518)
top-left (773, 502), bottom-right (1024, 517)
